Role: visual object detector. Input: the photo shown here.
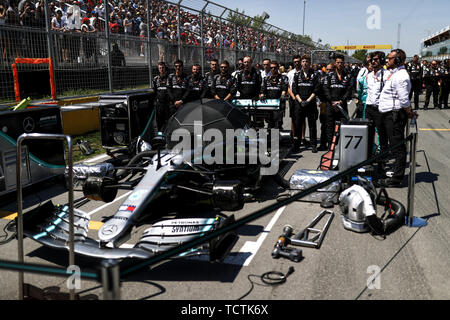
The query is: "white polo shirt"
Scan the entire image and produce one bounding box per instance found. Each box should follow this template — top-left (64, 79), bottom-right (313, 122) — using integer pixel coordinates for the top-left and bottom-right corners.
top-left (287, 68), bottom-right (301, 89)
top-left (378, 66), bottom-right (411, 113)
top-left (365, 68), bottom-right (386, 106)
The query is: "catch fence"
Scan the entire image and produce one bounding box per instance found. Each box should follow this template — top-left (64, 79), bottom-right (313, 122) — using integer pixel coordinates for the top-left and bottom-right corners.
top-left (0, 0), bottom-right (353, 103)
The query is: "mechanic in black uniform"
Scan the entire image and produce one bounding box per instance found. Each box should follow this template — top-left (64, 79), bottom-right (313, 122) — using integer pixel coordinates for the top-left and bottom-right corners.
top-left (211, 60), bottom-right (236, 101)
top-left (152, 61), bottom-right (170, 131)
top-left (185, 63), bottom-right (207, 102)
top-left (323, 54), bottom-right (354, 147)
top-left (292, 54), bottom-right (320, 153)
top-left (406, 55), bottom-right (422, 110)
top-left (259, 60), bottom-right (289, 128)
top-left (316, 63), bottom-right (335, 151)
top-left (204, 59), bottom-right (219, 98)
top-left (439, 59), bottom-right (449, 109)
top-left (423, 60), bottom-right (441, 109)
top-left (167, 59), bottom-right (189, 116)
top-left (233, 56), bottom-right (262, 100)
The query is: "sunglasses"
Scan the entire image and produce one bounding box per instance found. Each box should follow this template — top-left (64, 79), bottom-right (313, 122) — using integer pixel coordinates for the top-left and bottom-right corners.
top-left (371, 58), bottom-right (380, 62)
top-left (270, 66), bottom-right (278, 69)
top-left (220, 66), bottom-right (228, 69)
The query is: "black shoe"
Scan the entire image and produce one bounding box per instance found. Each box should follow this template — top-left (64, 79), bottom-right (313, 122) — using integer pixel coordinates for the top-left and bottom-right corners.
top-left (378, 177), bottom-right (403, 188)
top-left (311, 145), bottom-right (317, 153)
top-left (302, 139), bottom-right (310, 147)
top-left (292, 142), bottom-right (301, 153)
top-left (317, 145), bottom-right (328, 151)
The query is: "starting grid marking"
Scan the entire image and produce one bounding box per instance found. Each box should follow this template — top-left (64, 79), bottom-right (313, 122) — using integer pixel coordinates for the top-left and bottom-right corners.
top-left (419, 128), bottom-right (450, 131)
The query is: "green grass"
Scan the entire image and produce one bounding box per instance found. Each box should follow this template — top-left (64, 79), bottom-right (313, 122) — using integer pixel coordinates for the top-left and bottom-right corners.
top-left (64, 130), bottom-right (105, 163)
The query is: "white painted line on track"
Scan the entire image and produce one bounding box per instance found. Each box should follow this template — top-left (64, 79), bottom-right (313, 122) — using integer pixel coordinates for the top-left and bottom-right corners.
top-left (238, 205), bottom-right (286, 266)
top-left (184, 206), bottom-right (287, 267)
top-left (87, 191), bottom-right (132, 217)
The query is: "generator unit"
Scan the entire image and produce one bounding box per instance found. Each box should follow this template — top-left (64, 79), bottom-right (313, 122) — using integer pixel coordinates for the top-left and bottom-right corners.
top-left (98, 91), bottom-right (156, 150)
top-left (0, 106), bottom-right (65, 198)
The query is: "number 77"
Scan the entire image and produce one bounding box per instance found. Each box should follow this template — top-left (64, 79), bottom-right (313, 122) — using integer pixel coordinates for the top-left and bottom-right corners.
top-left (344, 135), bottom-right (363, 149)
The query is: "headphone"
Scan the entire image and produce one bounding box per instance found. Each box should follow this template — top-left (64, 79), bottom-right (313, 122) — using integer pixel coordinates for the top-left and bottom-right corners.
top-left (392, 49), bottom-right (404, 66)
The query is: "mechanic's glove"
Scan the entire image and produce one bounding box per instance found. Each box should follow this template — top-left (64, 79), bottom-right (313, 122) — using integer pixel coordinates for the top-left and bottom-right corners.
top-left (301, 100), bottom-right (309, 108)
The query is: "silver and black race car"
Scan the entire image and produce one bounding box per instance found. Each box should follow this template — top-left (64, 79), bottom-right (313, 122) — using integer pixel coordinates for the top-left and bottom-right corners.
top-left (22, 99), bottom-right (292, 262)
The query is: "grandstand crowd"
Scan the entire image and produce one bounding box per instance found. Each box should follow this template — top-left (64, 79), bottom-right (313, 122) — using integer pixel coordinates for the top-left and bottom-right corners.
top-left (0, 0), bottom-right (309, 62)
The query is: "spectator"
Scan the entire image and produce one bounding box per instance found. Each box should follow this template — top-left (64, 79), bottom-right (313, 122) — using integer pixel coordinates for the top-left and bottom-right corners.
top-left (111, 42), bottom-right (125, 67)
top-left (52, 8), bottom-right (68, 62)
top-left (139, 16), bottom-right (147, 57)
top-left (81, 16), bottom-right (97, 63)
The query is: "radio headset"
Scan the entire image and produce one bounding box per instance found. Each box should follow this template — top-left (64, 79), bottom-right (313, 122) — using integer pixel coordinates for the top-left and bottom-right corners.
top-left (389, 49), bottom-right (405, 110)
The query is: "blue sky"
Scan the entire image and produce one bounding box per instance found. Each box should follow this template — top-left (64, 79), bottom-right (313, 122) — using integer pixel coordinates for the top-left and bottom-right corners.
top-left (220, 0), bottom-right (450, 56)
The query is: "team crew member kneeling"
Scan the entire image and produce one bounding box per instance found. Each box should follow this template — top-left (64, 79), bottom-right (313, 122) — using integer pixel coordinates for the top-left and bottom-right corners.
top-left (377, 49), bottom-right (417, 188)
top-left (292, 54), bottom-right (320, 152)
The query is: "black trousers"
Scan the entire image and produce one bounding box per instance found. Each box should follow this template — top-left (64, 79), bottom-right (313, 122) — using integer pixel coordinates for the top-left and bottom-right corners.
top-left (319, 113), bottom-right (327, 146)
top-left (440, 83), bottom-right (449, 107)
top-left (380, 109), bottom-right (407, 180)
top-left (424, 84), bottom-right (439, 108)
top-left (325, 101), bottom-right (347, 147)
top-left (409, 79), bottom-right (422, 109)
top-left (365, 104), bottom-right (389, 157)
top-left (155, 102), bottom-right (171, 132)
top-left (293, 100), bottom-right (318, 146)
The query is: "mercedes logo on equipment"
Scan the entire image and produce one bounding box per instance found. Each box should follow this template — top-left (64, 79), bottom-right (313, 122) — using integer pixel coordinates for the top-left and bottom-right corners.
top-left (101, 224), bottom-right (118, 235)
top-left (23, 117), bottom-right (35, 133)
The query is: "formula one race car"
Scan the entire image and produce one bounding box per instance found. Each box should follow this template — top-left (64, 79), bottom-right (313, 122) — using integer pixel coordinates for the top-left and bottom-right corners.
top-left (22, 99), bottom-right (293, 261)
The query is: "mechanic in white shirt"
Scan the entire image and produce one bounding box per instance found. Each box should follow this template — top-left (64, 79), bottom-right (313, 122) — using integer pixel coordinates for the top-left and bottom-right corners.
top-left (377, 49), bottom-right (417, 188)
top-left (365, 51), bottom-right (388, 156)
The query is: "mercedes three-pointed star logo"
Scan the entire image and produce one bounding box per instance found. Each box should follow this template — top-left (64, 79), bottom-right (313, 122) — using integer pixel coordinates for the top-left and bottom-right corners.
top-left (23, 117), bottom-right (35, 133)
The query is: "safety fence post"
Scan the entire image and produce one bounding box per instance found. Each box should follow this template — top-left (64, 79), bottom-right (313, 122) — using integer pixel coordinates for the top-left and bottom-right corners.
top-left (100, 259), bottom-right (121, 300)
top-left (43, 0), bottom-right (56, 93)
top-left (177, 1), bottom-right (181, 60)
top-left (104, 0), bottom-right (114, 93)
top-left (406, 129), bottom-right (426, 228)
top-left (16, 133), bottom-right (74, 300)
top-left (146, 0), bottom-right (153, 87)
top-left (200, 11), bottom-right (205, 76)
